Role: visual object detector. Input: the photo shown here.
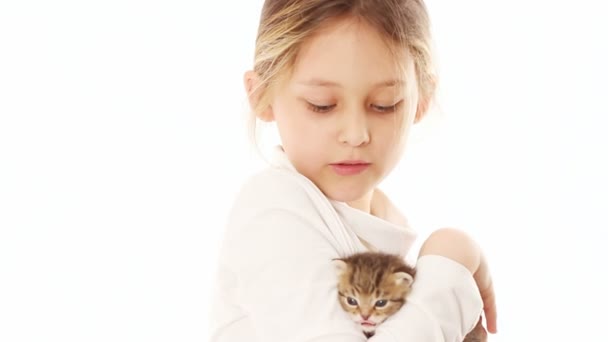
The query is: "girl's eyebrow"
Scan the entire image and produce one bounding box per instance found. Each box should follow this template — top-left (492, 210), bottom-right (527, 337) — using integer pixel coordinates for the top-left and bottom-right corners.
top-left (297, 78), bottom-right (405, 89)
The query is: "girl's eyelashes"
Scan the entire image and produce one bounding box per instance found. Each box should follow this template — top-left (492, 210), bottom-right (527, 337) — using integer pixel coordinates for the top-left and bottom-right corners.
top-left (305, 100), bottom-right (403, 114)
top-left (306, 102), bottom-right (336, 113)
top-left (371, 100), bottom-right (403, 113)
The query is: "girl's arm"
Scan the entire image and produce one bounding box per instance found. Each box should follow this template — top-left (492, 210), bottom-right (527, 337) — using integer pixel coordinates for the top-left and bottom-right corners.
top-left (418, 228), bottom-right (497, 334)
top-left (372, 254), bottom-right (484, 341)
top-left (221, 208), bottom-right (484, 341)
top-left (223, 208), bottom-right (367, 341)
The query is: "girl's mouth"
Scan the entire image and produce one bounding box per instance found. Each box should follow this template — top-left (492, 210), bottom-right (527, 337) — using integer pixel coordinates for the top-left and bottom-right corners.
top-left (330, 162), bottom-right (371, 176)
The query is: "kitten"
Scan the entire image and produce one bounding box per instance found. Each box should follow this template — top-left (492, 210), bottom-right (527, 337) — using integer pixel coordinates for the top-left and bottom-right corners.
top-left (332, 252), bottom-right (415, 338)
top-left (332, 251), bottom-right (487, 341)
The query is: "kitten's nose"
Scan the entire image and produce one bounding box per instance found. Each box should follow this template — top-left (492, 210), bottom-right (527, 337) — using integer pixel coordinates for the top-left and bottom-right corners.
top-left (361, 314), bottom-right (370, 320)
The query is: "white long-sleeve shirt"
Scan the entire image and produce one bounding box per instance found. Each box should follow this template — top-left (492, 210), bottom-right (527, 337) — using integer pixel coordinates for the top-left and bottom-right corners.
top-left (209, 147), bottom-right (483, 342)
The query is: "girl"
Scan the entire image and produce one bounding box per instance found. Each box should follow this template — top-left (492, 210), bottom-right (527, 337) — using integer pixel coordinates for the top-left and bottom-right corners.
top-left (210, 0), bottom-right (497, 341)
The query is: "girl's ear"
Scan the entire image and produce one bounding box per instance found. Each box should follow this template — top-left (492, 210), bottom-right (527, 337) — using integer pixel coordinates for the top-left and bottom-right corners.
top-left (414, 97), bottom-right (429, 124)
top-left (244, 70), bottom-right (274, 122)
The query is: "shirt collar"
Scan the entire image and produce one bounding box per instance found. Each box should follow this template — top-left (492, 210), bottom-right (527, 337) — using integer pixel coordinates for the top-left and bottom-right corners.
top-left (270, 145), bottom-right (418, 256)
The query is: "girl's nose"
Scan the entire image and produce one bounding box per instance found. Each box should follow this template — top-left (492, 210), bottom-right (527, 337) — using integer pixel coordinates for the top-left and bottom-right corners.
top-left (338, 111), bottom-right (370, 147)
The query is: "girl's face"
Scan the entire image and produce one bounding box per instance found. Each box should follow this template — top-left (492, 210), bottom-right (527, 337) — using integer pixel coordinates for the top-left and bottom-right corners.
top-left (249, 17), bottom-right (420, 212)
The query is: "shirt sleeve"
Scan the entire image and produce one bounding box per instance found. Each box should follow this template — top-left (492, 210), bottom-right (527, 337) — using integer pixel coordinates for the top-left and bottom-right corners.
top-left (224, 208), bottom-right (365, 341)
top-left (223, 207), bottom-right (483, 342)
top-left (374, 255), bottom-right (484, 342)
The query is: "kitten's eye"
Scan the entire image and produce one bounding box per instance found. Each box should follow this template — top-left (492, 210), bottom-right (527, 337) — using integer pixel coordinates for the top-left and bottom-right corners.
top-left (375, 300), bottom-right (387, 308)
top-left (346, 297), bottom-right (358, 306)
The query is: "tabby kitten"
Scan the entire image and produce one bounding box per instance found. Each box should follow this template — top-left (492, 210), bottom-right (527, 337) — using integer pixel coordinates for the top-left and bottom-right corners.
top-left (332, 252), bottom-right (415, 338)
top-left (332, 251), bottom-right (487, 341)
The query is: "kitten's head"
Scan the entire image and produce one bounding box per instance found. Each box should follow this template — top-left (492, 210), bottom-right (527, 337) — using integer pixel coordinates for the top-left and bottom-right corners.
top-left (332, 252), bottom-right (415, 335)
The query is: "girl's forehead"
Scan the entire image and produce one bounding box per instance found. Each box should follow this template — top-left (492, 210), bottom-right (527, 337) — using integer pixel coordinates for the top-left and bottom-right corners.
top-left (289, 18), bottom-right (416, 91)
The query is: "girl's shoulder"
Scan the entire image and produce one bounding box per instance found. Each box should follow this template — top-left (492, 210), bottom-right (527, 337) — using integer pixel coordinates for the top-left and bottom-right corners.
top-left (221, 166), bottom-right (346, 255)
top-left (228, 166), bottom-right (325, 221)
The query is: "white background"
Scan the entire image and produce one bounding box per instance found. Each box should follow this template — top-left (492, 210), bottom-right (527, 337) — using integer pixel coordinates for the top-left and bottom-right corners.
top-left (1, 1), bottom-right (606, 341)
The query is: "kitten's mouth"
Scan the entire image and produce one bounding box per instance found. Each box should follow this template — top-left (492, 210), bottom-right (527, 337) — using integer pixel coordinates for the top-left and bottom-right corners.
top-left (360, 321), bottom-right (376, 327)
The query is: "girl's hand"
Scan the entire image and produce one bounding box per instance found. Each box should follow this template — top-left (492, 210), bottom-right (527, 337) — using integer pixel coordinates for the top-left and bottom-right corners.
top-left (418, 228), bottom-right (498, 334)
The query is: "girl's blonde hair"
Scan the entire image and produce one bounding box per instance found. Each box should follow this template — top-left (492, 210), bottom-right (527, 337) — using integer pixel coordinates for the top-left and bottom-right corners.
top-left (248, 0), bottom-right (437, 145)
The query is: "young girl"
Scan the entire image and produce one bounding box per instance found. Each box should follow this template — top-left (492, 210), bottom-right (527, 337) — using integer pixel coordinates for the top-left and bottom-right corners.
top-left (210, 0), bottom-right (497, 341)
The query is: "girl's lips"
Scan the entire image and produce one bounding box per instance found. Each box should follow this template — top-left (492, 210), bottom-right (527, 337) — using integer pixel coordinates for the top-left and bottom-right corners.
top-left (330, 162), bottom-right (370, 176)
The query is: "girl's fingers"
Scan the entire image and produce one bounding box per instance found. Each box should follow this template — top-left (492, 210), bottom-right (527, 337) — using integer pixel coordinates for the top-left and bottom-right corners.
top-left (481, 285), bottom-right (498, 333)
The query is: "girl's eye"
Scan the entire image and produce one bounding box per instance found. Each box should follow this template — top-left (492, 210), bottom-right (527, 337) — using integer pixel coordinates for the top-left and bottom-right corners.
top-left (347, 297), bottom-right (358, 306)
top-left (371, 101), bottom-right (402, 113)
top-left (375, 300), bottom-right (387, 307)
top-left (307, 102), bottom-right (336, 113)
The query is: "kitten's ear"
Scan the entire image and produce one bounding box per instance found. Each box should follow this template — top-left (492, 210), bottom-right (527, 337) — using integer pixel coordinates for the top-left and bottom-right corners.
top-left (332, 259), bottom-right (347, 277)
top-left (392, 272), bottom-right (414, 286)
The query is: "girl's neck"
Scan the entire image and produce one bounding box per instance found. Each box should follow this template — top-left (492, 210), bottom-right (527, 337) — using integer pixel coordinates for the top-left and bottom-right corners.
top-left (347, 190), bottom-right (386, 217)
top-left (346, 191), bottom-right (373, 214)
top-left (346, 189), bottom-right (410, 229)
